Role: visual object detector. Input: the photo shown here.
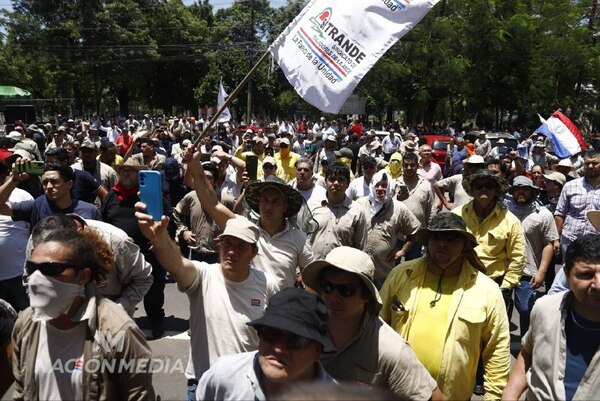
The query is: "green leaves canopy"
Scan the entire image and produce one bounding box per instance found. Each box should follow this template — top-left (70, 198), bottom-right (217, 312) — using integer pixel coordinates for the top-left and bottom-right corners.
top-left (0, 0), bottom-right (598, 131)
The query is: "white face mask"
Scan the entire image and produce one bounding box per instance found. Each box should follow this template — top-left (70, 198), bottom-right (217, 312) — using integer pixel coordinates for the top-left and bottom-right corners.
top-left (27, 270), bottom-right (84, 322)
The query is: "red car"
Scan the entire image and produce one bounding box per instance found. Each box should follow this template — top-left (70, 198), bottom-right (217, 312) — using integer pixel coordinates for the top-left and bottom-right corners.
top-left (420, 135), bottom-right (452, 169)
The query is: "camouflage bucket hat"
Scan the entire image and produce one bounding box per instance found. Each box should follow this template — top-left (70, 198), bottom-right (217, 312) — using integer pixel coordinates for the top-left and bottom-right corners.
top-left (462, 169), bottom-right (509, 197)
top-left (416, 213), bottom-right (478, 250)
top-left (245, 176), bottom-right (303, 218)
top-left (416, 213), bottom-right (487, 273)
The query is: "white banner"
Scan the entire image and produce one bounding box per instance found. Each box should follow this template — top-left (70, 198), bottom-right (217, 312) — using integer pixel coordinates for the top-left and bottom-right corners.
top-left (217, 77), bottom-right (231, 123)
top-left (269, 0), bottom-right (439, 113)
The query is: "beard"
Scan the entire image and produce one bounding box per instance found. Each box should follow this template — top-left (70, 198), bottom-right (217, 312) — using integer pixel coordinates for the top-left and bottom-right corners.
top-left (586, 169), bottom-right (600, 179)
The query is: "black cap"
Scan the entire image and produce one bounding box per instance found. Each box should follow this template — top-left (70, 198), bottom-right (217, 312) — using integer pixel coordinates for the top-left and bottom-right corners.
top-left (248, 288), bottom-right (335, 352)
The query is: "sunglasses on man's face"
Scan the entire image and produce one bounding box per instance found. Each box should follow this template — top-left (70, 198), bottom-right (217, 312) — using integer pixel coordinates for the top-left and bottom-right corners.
top-left (472, 182), bottom-right (497, 191)
top-left (25, 260), bottom-right (80, 276)
top-left (259, 327), bottom-right (314, 350)
top-left (430, 232), bottom-right (464, 242)
top-left (322, 281), bottom-right (360, 297)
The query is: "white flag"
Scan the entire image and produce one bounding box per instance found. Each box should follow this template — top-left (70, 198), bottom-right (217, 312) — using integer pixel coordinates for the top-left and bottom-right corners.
top-left (269, 0), bottom-right (439, 113)
top-left (217, 77), bottom-right (231, 123)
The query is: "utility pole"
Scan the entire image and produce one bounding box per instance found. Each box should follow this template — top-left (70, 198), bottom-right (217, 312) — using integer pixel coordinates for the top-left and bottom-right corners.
top-left (246, 0), bottom-right (255, 124)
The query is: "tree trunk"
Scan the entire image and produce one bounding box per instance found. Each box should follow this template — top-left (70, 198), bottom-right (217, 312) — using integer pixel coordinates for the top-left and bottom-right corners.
top-left (424, 97), bottom-right (437, 126)
top-left (117, 88), bottom-right (129, 116)
top-left (74, 83), bottom-right (83, 118)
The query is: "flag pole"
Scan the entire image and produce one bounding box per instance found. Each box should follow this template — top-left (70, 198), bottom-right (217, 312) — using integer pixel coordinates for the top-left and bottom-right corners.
top-left (193, 48), bottom-right (271, 148)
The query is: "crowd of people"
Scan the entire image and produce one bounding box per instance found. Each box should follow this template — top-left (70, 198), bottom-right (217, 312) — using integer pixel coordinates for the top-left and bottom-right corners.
top-left (0, 113), bottom-right (598, 400)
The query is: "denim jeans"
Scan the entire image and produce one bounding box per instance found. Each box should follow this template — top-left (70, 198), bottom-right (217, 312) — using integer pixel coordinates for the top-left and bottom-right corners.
top-left (514, 276), bottom-right (542, 337)
top-left (560, 235), bottom-right (573, 263)
top-left (187, 379), bottom-right (199, 401)
top-left (399, 241), bottom-right (423, 262)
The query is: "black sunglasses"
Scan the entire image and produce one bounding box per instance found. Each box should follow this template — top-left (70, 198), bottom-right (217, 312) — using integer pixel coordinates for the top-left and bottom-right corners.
top-left (430, 232), bottom-right (464, 242)
top-left (25, 260), bottom-right (80, 276)
top-left (259, 327), bottom-right (313, 350)
top-left (472, 182), bottom-right (497, 190)
top-left (263, 164), bottom-right (276, 169)
top-left (322, 281), bottom-right (360, 297)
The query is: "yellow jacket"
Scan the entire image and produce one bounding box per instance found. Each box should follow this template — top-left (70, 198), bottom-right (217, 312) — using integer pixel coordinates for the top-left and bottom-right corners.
top-left (453, 202), bottom-right (525, 288)
top-left (380, 258), bottom-right (510, 400)
top-left (274, 151), bottom-right (300, 182)
top-left (236, 149), bottom-right (266, 180)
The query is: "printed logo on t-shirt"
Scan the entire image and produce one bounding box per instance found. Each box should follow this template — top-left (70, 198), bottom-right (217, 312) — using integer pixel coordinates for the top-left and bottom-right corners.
top-left (251, 299), bottom-right (261, 307)
top-left (73, 359), bottom-right (84, 372)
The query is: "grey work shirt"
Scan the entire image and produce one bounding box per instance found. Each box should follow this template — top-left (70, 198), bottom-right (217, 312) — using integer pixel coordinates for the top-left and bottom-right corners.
top-left (197, 351), bottom-right (334, 400)
top-left (355, 197), bottom-right (420, 280)
top-left (522, 292), bottom-right (600, 400)
top-left (436, 174), bottom-right (472, 209)
top-left (305, 196), bottom-right (368, 260)
top-left (321, 313), bottom-right (437, 398)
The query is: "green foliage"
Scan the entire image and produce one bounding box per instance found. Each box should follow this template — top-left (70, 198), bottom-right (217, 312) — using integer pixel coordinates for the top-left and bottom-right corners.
top-left (1, 0), bottom-right (599, 131)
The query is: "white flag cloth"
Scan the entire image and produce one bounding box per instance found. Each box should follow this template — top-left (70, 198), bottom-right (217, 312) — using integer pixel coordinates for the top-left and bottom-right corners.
top-left (217, 78), bottom-right (231, 123)
top-left (270, 0), bottom-right (439, 113)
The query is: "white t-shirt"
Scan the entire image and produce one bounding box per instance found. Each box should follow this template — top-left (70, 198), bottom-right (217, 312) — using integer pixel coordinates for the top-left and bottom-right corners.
top-left (252, 221), bottom-right (314, 289)
top-left (0, 188), bottom-right (32, 280)
top-left (220, 166), bottom-right (243, 200)
top-left (297, 184), bottom-right (327, 203)
top-left (35, 321), bottom-right (86, 400)
top-left (182, 262), bottom-right (278, 379)
top-left (346, 176), bottom-right (370, 201)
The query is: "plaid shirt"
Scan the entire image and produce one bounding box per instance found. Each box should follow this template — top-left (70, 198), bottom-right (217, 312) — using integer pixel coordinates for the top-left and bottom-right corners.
top-left (554, 177), bottom-right (600, 241)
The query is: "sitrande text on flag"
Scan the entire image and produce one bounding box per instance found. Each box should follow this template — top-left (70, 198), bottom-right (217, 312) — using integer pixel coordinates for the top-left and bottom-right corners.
top-left (269, 0), bottom-right (440, 113)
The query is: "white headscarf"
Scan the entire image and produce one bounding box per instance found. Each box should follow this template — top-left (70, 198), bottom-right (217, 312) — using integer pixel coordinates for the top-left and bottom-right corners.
top-left (368, 170), bottom-right (393, 215)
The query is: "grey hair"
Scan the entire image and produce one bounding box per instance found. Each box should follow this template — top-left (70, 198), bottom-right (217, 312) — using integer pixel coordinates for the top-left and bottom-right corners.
top-left (296, 157), bottom-right (314, 170)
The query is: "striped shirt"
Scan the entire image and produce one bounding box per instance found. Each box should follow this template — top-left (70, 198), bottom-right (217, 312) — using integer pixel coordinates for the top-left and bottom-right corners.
top-left (554, 177), bottom-right (600, 241)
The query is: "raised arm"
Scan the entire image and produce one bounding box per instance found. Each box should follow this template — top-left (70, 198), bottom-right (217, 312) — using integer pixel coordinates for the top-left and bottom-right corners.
top-left (0, 162), bottom-right (30, 217)
top-left (185, 149), bottom-right (235, 230)
top-left (135, 203), bottom-right (197, 289)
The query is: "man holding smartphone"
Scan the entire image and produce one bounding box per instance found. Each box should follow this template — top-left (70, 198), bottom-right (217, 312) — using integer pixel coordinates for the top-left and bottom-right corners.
top-left (0, 162), bottom-right (100, 230)
top-left (0, 150), bottom-right (33, 312)
top-left (101, 158), bottom-right (172, 339)
top-left (136, 211), bottom-right (278, 401)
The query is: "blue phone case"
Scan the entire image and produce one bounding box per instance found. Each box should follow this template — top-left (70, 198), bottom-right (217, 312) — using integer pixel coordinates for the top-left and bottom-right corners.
top-left (139, 170), bottom-right (163, 221)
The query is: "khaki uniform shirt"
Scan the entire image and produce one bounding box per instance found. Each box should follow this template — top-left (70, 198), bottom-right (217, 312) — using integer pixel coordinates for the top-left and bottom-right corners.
top-left (523, 292), bottom-right (600, 400)
top-left (355, 197), bottom-right (420, 280)
top-left (12, 286), bottom-right (155, 401)
top-left (72, 161), bottom-right (118, 191)
top-left (322, 313), bottom-right (437, 398)
top-left (306, 196), bottom-right (368, 260)
top-left (132, 153), bottom-right (166, 171)
top-left (395, 176), bottom-right (436, 227)
top-left (436, 174), bottom-right (473, 209)
top-left (172, 191), bottom-right (234, 254)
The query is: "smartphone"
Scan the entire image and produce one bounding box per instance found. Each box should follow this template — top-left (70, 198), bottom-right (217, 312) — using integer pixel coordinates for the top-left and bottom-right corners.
top-left (139, 170), bottom-right (163, 221)
top-left (16, 160), bottom-right (45, 175)
top-left (246, 154), bottom-right (258, 180)
top-left (200, 153), bottom-right (211, 162)
top-left (398, 184), bottom-right (408, 194)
